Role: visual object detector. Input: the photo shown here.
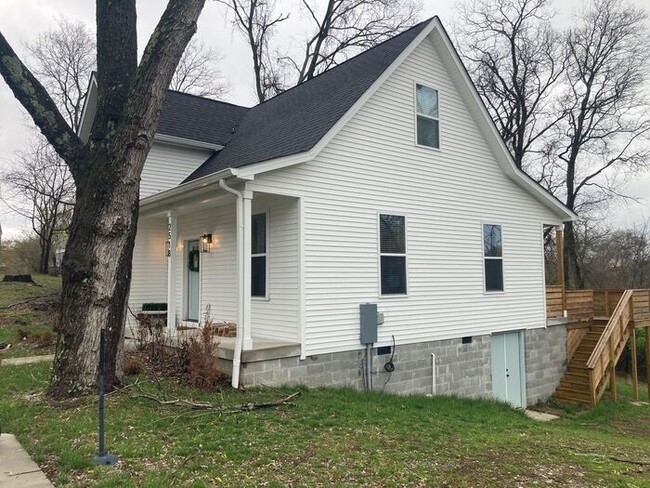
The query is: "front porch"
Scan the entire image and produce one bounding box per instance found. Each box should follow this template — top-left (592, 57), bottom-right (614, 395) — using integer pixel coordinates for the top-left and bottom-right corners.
top-left (545, 285), bottom-right (650, 405)
top-left (128, 181), bottom-right (303, 385)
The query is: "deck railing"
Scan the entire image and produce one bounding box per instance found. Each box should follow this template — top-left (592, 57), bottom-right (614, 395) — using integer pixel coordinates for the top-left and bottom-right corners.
top-left (546, 286), bottom-right (650, 404)
top-left (586, 290), bottom-right (634, 403)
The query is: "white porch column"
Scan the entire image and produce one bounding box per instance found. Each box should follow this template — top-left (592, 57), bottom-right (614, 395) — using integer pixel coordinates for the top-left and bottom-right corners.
top-left (166, 210), bottom-right (177, 335)
top-left (242, 189), bottom-right (253, 350)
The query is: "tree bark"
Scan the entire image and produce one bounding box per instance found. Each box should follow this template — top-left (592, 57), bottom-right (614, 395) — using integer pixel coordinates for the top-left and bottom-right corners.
top-left (51, 144), bottom-right (141, 396)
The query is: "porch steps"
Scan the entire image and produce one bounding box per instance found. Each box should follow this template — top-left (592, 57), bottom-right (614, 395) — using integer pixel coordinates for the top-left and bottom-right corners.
top-left (553, 328), bottom-right (605, 405)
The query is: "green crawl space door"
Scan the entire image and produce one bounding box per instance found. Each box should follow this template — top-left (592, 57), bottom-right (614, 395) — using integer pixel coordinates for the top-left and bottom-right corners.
top-left (491, 331), bottom-right (526, 408)
top-left (187, 240), bottom-right (200, 322)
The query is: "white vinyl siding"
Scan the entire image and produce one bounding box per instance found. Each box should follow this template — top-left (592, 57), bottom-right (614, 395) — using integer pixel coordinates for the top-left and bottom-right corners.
top-left (127, 217), bottom-right (168, 331)
top-left (140, 142), bottom-right (212, 198)
top-left (251, 195), bottom-right (299, 341)
top-left (249, 33), bottom-right (561, 356)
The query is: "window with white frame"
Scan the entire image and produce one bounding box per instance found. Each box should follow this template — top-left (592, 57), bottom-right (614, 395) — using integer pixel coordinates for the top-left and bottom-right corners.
top-left (415, 84), bottom-right (439, 149)
top-left (251, 212), bottom-right (267, 297)
top-left (483, 224), bottom-right (504, 292)
top-left (379, 214), bottom-right (407, 295)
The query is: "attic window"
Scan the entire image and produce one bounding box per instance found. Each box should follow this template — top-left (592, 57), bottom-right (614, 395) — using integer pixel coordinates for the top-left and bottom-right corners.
top-left (415, 84), bottom-right (439, 149)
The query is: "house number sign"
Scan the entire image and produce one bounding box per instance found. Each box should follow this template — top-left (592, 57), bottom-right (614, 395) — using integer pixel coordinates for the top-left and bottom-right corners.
top-left (166, 222), bottom-right (172, 257)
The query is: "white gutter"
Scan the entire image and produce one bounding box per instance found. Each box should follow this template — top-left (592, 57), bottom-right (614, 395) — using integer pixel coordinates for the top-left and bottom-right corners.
top-left (155, 133), bottom-right (224, 151)
top-left (219, 178), bottom-right (245, 388)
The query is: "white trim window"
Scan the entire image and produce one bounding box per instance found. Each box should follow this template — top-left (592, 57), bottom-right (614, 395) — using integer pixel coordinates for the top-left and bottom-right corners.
top-left (415, 84), bottom-right (439, 149)
top-left (251, 212), bottom-right (268, 297)
top-left (379, 214), bottom-right (407, 295)
top-left (483, 224), bottom-right (504, 292)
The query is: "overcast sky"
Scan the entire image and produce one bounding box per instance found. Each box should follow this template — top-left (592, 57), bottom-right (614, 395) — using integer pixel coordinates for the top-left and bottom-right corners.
top-left (1, 0), bottom-right (649, 238)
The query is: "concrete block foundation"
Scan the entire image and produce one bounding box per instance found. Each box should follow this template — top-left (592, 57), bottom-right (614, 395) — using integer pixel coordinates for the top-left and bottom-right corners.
top-left (221, 325), bottom-right (567, 405)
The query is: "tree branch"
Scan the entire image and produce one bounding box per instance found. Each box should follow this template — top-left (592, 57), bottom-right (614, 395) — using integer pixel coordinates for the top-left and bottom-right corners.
top-left (0, 32), bottom-right (82, 167)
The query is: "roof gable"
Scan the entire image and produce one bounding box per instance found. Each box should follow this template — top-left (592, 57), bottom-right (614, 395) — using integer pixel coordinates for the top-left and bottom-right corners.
top-left (182, 19), bottom-right (432, 183)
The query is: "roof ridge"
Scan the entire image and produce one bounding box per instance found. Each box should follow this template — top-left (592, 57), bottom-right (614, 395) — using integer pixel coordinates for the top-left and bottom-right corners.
top-left (249, 17), bottom-right (435, 110)
top-left (166, 89), bottom-right (250, 110)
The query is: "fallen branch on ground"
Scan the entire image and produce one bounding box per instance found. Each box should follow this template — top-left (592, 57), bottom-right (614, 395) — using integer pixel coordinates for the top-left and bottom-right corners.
top-left (0, 292), bottom-right (61, 310)
top-left (134, 390), bottom-right (301, 414)
top-left (609, 456), bottom-right (650, 466)
top-left (572, 451), bottom-right (650, 466)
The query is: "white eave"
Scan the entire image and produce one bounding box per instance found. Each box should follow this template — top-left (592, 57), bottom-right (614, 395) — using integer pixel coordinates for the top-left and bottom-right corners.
top-left (154, 133), bottom-right (223, 151)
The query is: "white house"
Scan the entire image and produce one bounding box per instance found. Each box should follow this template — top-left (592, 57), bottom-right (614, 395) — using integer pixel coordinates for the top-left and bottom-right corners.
top-left (80, 17), bottom-right (575, 408)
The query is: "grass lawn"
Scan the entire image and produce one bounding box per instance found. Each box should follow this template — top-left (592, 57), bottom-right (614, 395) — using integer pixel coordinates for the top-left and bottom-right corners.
top-left (0, 274), bottom-right (60, 358)
top-left (0, 361), bottom-right (648, 487)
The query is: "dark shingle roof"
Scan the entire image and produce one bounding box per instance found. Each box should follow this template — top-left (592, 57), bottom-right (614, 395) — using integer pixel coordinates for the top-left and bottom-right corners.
top-left (157, 91), bottom-right (249, 146)
top-left (181, 19), bottom-right (431, 183)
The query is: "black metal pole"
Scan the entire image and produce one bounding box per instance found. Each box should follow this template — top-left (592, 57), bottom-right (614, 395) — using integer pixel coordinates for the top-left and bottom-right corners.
top-left (98, 328), bottom-right (106, 456)
top-left (94, 328), bottom-right (118, 465)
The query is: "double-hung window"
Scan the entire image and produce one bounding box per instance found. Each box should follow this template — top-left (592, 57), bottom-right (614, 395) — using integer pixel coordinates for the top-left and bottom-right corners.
top-left (379, 214), bottom-right (407, 295)
top-left (415, 84), bottom-right (439, 149)
top-left (251, 212), bottom-right (267, 297)
top-left (483, 224), bottom-right (504, 292)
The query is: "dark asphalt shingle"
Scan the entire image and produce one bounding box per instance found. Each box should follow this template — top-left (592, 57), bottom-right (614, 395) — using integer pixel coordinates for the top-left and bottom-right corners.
top-left (157, 91), bottom-right (249, 146)
top-left (181, 19), bottom-right (432, 183)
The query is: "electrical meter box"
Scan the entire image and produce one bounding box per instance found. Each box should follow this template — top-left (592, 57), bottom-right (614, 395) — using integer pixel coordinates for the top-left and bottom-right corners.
top-left (359, 303), bottom-right (378, 344)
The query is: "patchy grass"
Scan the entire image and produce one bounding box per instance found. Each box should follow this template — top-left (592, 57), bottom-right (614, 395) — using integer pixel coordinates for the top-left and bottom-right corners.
top-left (0, 274), bottom-right (60, 358)
top-left (0, 363), bottom-right (648, 487)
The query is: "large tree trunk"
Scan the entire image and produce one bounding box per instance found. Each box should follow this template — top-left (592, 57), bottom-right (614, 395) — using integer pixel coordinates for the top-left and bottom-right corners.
top-left (38, 236), bottom-right (50, 274)
top-left (50, 146), bottom-right (141, 397)
top-left (564, 220), bottom-right (584, 289)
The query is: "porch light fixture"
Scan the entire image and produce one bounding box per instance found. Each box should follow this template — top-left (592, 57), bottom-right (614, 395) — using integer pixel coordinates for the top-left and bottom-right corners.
top-left (201, 233), bottom-right (212, 253)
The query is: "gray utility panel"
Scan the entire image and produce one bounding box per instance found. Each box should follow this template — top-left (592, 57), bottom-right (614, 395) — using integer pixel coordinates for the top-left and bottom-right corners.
top-left (359, 303), bottom-right (378, 344)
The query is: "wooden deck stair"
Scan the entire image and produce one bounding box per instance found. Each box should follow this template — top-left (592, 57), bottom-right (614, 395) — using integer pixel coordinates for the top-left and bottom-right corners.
top-left (554, 327), bottom-right (605, 404)
top-left (552, 289), bottom-right (650, 406)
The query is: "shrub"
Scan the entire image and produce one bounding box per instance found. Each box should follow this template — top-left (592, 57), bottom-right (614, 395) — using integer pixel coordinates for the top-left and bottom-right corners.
top-left (186, 307), bottom-right (222, 390)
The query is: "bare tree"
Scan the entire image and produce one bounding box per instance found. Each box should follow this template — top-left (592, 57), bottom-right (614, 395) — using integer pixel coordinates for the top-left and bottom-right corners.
top-left (553, 0), bottom-right (650, 288)
top-left (0, 0), bottom-right (207, 398)
top-left (218, 0), bottom-right (289, 102)
top-left (25, 18), bottom-right (95, 133)
top-left (455, 0), bottom-right (565, 170)
top-left (580, 220), bottom-right (650, 289)
top-left (1, 138), bottom-right (74, 274)
top-left (219, 0), bottom-right (420, 102)
top-left (287, 0), bottom-right (420, 84)
top-left (170, 38), bottom-right (228, 98)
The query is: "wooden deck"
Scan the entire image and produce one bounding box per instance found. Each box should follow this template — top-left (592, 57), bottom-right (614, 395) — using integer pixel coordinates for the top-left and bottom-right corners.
top-left (546, 286), bottom-right (650, 405)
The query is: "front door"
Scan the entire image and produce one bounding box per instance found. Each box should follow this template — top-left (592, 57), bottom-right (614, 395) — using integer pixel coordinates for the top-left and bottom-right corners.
top-left (491, 331), bottom-right (525, 408)
top-left (187, 240), bottom-right (200, 321)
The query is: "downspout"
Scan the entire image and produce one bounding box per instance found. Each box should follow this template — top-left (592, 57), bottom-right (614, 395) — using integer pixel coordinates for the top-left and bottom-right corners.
top-left (219, 178), bottom-right (244, 388)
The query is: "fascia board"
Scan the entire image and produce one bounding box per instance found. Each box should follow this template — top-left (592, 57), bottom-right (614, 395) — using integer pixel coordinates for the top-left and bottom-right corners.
top-left (77, 72), bottom-right (97, 141)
